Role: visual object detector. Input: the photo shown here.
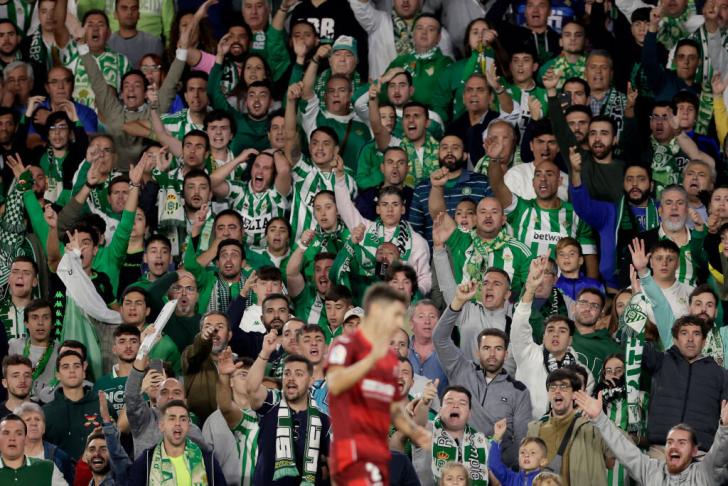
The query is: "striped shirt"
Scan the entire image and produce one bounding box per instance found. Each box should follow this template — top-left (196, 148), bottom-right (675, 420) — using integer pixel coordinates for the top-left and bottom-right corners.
top-left (228, 181), bottom-right (289, 251)
top-left (658, 226), bottom-right (700, 286)
top-left (289, 157), bottom-right (357, 240)
top-left (506, 196), bottom-right (596, 257)
top-left (0, 0), bottom-right (31, 34)
top-left (231, 409), bottom-right (260, 486)
top-left (606, 395), bottom-right (648, 486)
top-left (161, 108), bottom-right (204, 141)
top-left (408, 170), bottom-right (492, 246)
top-left (61, 42), bottom-right (131, 108)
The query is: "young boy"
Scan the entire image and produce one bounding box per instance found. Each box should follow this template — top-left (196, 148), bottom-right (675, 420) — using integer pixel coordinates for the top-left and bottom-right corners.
top-left (554, 237), bottom-right (604, 300)
top-left (489, 420), bottom-right (549, 486)
top-left (322, 285), bottom-right (354, 343)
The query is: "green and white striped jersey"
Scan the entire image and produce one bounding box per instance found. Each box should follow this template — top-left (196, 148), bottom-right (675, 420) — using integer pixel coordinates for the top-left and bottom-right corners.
top-left (228, 180), bottom-right (289, 251)
top-left (161, 108), bottom-right (205, 141)
top-left (61, 42), bottom-right (130, 108)
top-left (0, 0), bottom-right (31, 34)
top-left (231, 409), bottom-right (259, 486)
top-left (506, 196), bottom-right (596, 257)
top-left (658, 226), bottom-right (700, 286)
top-left (289, 157), bottom-right (357, 240)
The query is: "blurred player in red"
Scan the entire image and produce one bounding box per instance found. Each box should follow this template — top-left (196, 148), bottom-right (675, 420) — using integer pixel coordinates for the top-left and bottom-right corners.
top-left (325, 284), bottom-right (431, 486)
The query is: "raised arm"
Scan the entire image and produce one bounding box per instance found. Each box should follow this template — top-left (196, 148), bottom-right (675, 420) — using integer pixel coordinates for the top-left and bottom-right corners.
top-left (215, 347), bottom-right (243, 428)
top-left (285, 230), bottom-right (314, 298)
top-left (433, 282), bottom-right (477, 376)
top-left (244, 330), bottom-right (278, 410)
top-left (53, 0), bottom-right (70, 48)
top-left (334, 158), bottom-right (369, 229)
top-left (209, 149), bottom-right (257, 198)
top-left (428, 168), bottom-right (452, 218)
top-left (486, 138), bottom-right (514, 209)
top-left (273, 149), bottom-right (292, 196)
top-left (302, 45), bottom-right (331, 100)
top-left (284, 82), bottom-right (303, 163)
top-left (368, 81), bottom-right (392, 151)
top-left (511, 257), bottom-right (546, 360)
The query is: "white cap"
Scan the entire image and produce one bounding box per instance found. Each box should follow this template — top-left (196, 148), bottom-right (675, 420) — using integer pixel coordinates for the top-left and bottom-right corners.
top-left (343, 307), bottom-right (364, 322)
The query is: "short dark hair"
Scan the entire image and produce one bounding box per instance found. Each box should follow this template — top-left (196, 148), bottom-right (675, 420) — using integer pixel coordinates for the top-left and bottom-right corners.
top-left (183, 168), bottom-right (211, 187)
top-left (216, 239), bottom-right (245, 261)
top-left (314, 251), bottom-right (336, 264)
top-left (11, 256), bottom-right (38, 275)
top-left (68, 223), bottom-right (100, 247)
top-left (262, 293), bottom-right (292, 311)
top-left (671, 314), bottom-right (711, 339)
top-left (56, 350), bottom-right (84, 371)
top-left (182, 70), bottom-right (208, 92)
top-left (672, 90), bottom-right (699, 112)
top-left (120, 69), bottom-right (148, 91)
top-left (546, 367), bottom-right (583, 391)
top-left (531, 119), bottom-right (554, 139)
top-left (675, 38), bottom-right (701, 56)
top-left (377, 185), bottom-right (404, 203)
top-left (484, 267), bottom-right (512, 286)
top-left (442, 385), bottom-right (472, 408)
top-left (183, 129), bottom-right (210, 152)
top-left (625, 161), bottom-right (652, 180)
top-left (257, 265), bottom-right (283, 283)
top-left (544, 315), bottom-right (576, 336)
top-left (562, 77), bottom-right (590, 97)
top-left (668, 423), bottom-right (699, 447)
top-left (2, 354), bottom-right (32, 376)
top-left (265, 217), bottom-right (291, 237)
top-left (564, 104), bottom-right (592, 119)
top-left (85, 429), bottom-right (106, 448)
top-left (121, 286), bottom-right (150, 306)
top-left (415, 12), bottom-right (441, 30)
top-left (214, 209), bottom-right (243, 228)
top-left (649, 239), bottom-right (680, 257)
top-left (689, 285), bottom-right (718, 306)
top-left (363, 283), bottom-right (407, 313)
top-left (310, 126), bottom-right (339, 145)
top-left (384, 262), bottom-right (417, 295)
top-left (590, 115), bottom-right (617, 136)
top-left (402, 101), bottom-right (429, 119)
top-left (60, 340), bottom-right (87, 361)
top-left (477, 328), bottom-right (509, 348)
top-left (82, 9), bottom-right (110, 26)
top-left (296, 324), bottom-right (325, 342)
top-left (159, 399), bottom-right (189, 416)
top-left (284, 354), bottom-right (313, 375)
top-left (204, 109), bottom-right (237, 133)
top-left (0, 413), bottom-right (27, 434)
top-left (145, 234), bottom-right (172, 252)
top-left (325, 285), bottom-right (353, 305)
top-left (113, 324), bottom-right (141, 339)
top-left (23, 299), bottom-right (52, 322)
top-left (576, 287), bottom-right (605, 308)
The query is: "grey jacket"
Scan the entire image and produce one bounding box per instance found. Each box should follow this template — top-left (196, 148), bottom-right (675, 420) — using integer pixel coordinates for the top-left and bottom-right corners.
top-left (124, 366), bottom-right (208, 458)
top-left (593, 412), bottom-right (728, 485)
top-left (433, 305), bottom-right (532, 467)
top-left (202, 409), bottom-right (243, 486)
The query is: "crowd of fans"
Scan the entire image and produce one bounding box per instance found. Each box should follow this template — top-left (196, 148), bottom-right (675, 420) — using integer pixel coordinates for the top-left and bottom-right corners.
top-left (0, 0), bottom-right (727, 484)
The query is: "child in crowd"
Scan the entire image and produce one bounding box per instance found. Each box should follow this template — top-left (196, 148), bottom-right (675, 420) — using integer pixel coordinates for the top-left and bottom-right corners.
top-left (489, 418), bottom-right (549, 486)
top-left (554, 237), bottom-right (604, 300)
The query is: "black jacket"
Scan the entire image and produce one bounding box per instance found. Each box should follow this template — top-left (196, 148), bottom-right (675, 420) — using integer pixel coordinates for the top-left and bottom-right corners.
top-left (643, 344), bottom-right (728, 450)
top-left (127, 444), bottom-right (226, 485)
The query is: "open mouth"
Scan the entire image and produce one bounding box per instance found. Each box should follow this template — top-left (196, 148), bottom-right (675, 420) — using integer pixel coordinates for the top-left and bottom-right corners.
top-left (449, 411), bottom-right (461, 419)
top-left (91, 458), bottom-right (106, 467)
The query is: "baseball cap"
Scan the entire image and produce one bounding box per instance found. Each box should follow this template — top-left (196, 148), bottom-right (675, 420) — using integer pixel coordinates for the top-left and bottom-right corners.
top-left (343, 306), bottom-right (364, 322)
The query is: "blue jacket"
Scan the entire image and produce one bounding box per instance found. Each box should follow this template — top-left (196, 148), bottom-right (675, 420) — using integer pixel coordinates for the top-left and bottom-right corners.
top-left (43, 441), bottom-right (74, 484)
top-left (128, 443), bottom-right (226, 485)
top-left (556, 273), bottom-right (605, 301)
top-left (488, 440), bottom-right (543, 486)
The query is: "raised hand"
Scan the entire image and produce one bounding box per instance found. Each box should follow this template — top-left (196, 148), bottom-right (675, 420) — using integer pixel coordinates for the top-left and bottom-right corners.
top-left (629, 264), bottom-right (642, 294)
top-left (421, 378), bottom-right (439, 406)
top-left (484, 136), bottom-right (505, 161)
top-left (712, 73), bottom-right (727, 96)
top-left (86, 160), bottom-right (104, 187)
top-left (542, 68), bottom-right (560, 92)
top-left (569, 146), bottom-right (582, 172)
top-left (483, 29), bottom-right (498, 46)
top-left (146, 82), bottom-right (160, 109)
top-left (649, 5), bottom-right (662, 31)
top-left (65, 230), bottom-right (82, 253)
top-left (241, 270), bottom-right (258, 297)
top-left (707, 211), bottom-right (721, 234)
top-left (287, 81), bottom-right (304, 102)
top-left (98, 391), bottom-right (112, 423)
top-left (351, 224), bottom-right (366, 245)
top-left (217, 347), bottom-right (238, 375)
top-left (44, 204), bottom-right (58, 229)
top-left (194, 0), bottom-right (218, 19)
top-left (430, 167), bottom-right (450, 188)
top-left (484, 62), bottom-right (501, 91)
top-left (331, 154), bottom-right (345, 179)
top-left (368, 80), bottom-right (381, 101)
top-left (292, 36), bottom-right (309, 60)
top-left (314, 44), bottom-right (332, 62)
top-left (6, 153), bottom-right (27, 179)
top-left (380, 67), bottom-right (405, 85)
top-left (155, 146), bottom-right (173, 172)
top-left (261, 329), bottom-right (279, 357)
top-left (493, 418), bottom-right (507, 442)
top-left (628, 238), bottom-right (650, 274)
top-left (217, 33), bottom-right (233, 57)
top-left (25, 95), bottom-right (46, 118)
top-left (667, 108), bottom-right (681, 132)
top-left (574, 390), bottom-right (603, 419)
top-left (688, 208), bottom-right (705, 231)
top-left (453, 280), bottom-right (478, 306)
top-left (58, 99), bottom-right (79, 122)
top-left (432, 212), bottom-right (446, 249)
top-left (141, 369), bottom-right (164, 397)
top-left (525, 256), bottom-right (548, 293)
top-left (129, 160), bottom-right (146, 187)
top-left (300, 229), bottom-right (315, 247)
top-left (528, 96), bottom-right (543, 121)
top-left (626, 81), bottom-right (638, 112)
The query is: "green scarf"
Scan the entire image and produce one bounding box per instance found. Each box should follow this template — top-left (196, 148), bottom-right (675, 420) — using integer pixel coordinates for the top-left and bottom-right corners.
top-left (208, 276), bottom-right (241, 313)
top-left (599, 88), bottom-right (627, 137)
top-left (23, 339), bottom-right (54, 381)
top-left (273, 397), bottom-right (322, 486)
top-left (392, 12), bottom-right (414, 56)
top-left (622, 297), bottom-right (648, 433)
top-left (360, 218), bottom-right (414, 274)
top-left (431, 417), bottom-right (489, 485)
top-left (657, 1), bottom-right (696, 50)
top-left (686, 26), bottom-right (715, 135)
top-left (155, 168), bottom-right (185, 229)
top-left (401, 135), bottom-right (440, 187)
top-left (149, 439), bottom-right (208, 486)
top-left (703, 327), bottom-right (724, 368)
top-left (463, 227), bottom-right (510, 283)
top-left (28, 28), bottom-right (51, 69)
top-left (650, 136), bottom-right (682, 197)
top-left (220, 59), bottom-right (241, 95)
top-left (551, 54), bottom-right (587, 88)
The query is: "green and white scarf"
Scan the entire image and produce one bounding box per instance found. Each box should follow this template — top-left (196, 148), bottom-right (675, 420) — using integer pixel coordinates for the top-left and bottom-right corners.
top-left (401, 135), bottom-right (440, 187)
top-left (149, 439), bottom-right (208, 486)
top-left (208, 275), bottom-right (242, 313)
top-left (650, 136), bottom-right (682, 197)
top-left (274, 397), bottom-right (322, 486)
top-left (462, 228), bottom-right (510, 283)
top-left (599, 88), bottom-right (627, 138)
top-left (687, 26), bottom-right (715, 135)
top-left (27, 28), bottom-right (51, 69)
top-left (551, 54), bottom-right (587, 89)
top-left (155, 168), bottom-right (185, 229)
top-left (220, 59), bottom-right (241, 96)
top-left (622, 298), bottom-right (648, 433)
top-left (360, 218), bottom-right (413, 274)
top-left (702, 326), bottom-right (724, 368)
top-left (657, 0), bottom-right (696, 50)
top-left (392, 13), bottom-right (414, 56)
top-left (431, 418), bottom-right (489, 486)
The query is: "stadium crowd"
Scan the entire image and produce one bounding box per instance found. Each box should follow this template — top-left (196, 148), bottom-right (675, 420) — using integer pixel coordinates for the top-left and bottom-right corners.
top-left (0, 0), bottom-right (727, 484)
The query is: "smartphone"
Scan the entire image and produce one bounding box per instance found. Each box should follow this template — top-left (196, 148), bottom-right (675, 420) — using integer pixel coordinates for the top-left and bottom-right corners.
top-left (150, 359), bottom-right (164, 374)
top-left (558, 91), bottom-right (572, 107)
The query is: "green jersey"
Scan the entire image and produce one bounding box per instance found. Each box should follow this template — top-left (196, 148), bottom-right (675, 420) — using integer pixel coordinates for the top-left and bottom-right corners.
top-left (446, 227), bottom-right (532, 295)
top-left (61, 42), bottom-right (131, 108)
top-left (289, 157), bottom-right (356, 240)
top-left (506, 196), bottom-right (596, 258)
top-left (292, 284), bottom-right (327, 327)
top-left (94, 367), bottom-right (128, 414)
top-left (245, 248), bottom-right (292, 274)
top-left (0, 0), bottom-right (32, 34)
top-left (387, 48), bottom-right (453, 106)
top-left (399, 135), bottom-right (440, 188)
top-left (232, 409), bottom-right (260, 486)
top-left (161, 108), bottom-right (204, 141)
top-left (228, 181), bottom-right (289, 251)
top-left (572, 329), bottom-right (623, 378)
top-left (658, 226), bottom-right (707, 286)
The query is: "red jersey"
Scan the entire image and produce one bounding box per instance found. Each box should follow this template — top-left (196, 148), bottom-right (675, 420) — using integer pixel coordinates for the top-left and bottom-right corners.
top-left (325, 328), bottom-right (403, 474)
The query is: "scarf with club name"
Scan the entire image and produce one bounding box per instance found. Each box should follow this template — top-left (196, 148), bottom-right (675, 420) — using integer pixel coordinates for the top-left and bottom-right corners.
top-left (702, 326), bottom-right (725, 368)
top-left (543, 348), bottom-right (578, 373)
top-left (149, 438), bottom-right (208, 486)
top-left (683, 25), bottom-right (715, 135)
top-left (599, 88), bottom-right (627, 137)
top-left (621, 297), bottom-right (648, 433)
top-left (360, 218), bottom-right (413, 275)
top-left (615, 197), bottom-right (660, 279)
top-left (274, 397), bottom-right (322, 485)
top-left (392, 12), bottom-right (414, 56)
top-left (155, 167), bottom-right (185, 229)
top-left (462, 227), bottom-right (510, 283)
top-left (28, 28), bottom-right (52, 70)
top-left (220, 59), bottom-right (241, 95)
top-left (650, 136), bottom-right (683, 196)
top-left (431, 417), bottom-right (489, 486)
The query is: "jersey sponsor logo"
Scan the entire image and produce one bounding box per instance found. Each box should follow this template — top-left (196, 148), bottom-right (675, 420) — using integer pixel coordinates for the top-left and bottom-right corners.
top-left (361, 379), bottom-right (395, 401)
top-left (530, 229), bottom-right (566, 244)
top-left (328, 344), bottom-right (347, 365)
top-left (242, 214), bottom-right (270, 232)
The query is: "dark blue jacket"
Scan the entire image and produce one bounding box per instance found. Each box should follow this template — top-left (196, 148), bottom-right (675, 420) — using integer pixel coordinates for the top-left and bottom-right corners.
top-left (43, 441), bottom-right (75, 484)
top-left (127, 443), bottom-right (226, 485)
top-left (488, 440), bottom-right (542, 486)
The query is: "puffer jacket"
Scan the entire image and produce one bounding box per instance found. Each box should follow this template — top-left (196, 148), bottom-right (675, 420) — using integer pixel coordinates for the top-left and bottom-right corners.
top-left (643, 344), bottom-right (728, 450)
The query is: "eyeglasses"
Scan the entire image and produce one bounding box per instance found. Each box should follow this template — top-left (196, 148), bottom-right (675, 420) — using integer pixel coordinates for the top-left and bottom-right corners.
top-left (604, 367), bottom-right (624, 375)
top-left (140, 65), bottom-right (162, 73)
top-left (548, 383), bottom-right (572, 392)
top-left (576, 299), bottom-right (601, 311)
top-left (48, 124), bottom-right (69, 131)
top-left (171, 285), bottom-right (196, 294)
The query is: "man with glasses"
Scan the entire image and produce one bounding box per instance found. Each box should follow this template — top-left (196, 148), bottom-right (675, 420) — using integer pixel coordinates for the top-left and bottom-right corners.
top-left (570, 287), bottom-right (621, 378)
top-left (30, 66), bottom-right (98, 134)
top-left (511, 257), bottom-right (594, 418)
top-left (527, 367), bottom-right (612, 486)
